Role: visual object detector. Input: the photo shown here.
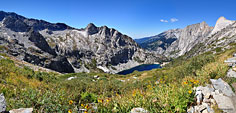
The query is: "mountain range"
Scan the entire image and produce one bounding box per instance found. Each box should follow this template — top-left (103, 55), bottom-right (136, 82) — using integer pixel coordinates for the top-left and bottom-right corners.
top-left (0, 10), bottom-right (236, 74)
top-left (0, 11), bottom-right (166, 74)
top-left (136, 17), bottom-right (236, 58)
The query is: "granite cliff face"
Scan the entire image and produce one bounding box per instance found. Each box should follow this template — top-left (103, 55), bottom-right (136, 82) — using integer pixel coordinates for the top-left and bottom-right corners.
top-left (137, 17), bottom-right (236, 58)
top-left (137, 21), bottom-right (213, 57)
top-left (0, 11), bottom-right (166, 73)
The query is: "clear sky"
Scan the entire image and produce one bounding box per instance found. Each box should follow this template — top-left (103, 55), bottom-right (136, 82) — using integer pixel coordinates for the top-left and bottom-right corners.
top-left (0, 0), bottom-right (235, 38)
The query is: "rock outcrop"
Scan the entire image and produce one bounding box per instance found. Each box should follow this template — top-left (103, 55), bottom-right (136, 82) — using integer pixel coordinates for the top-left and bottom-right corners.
top-left (9, 108), bottom-right (33, 113)
top-left (0, 93), bottom-right (6, 112)
top-left (210, 16), bottom-right (234, 35)
top-left (189, 78), bottom-right (236, 113)
top-left (0, 11), bottom-right (166, 73)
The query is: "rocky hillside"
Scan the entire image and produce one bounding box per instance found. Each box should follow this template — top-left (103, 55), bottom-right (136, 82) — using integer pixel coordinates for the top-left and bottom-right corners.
top-left (0, 11), bottom-right (166, 74)
top-left (137, 17), bottom-right (236, 58)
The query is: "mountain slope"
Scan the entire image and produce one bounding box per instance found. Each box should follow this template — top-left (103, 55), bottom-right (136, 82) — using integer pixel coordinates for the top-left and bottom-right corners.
top-left (0, 11), bottom-right (166, 74)
top-left (137, 17), bottom-right (236, 58)
top-left (137, 21), bottom-right (214, 58)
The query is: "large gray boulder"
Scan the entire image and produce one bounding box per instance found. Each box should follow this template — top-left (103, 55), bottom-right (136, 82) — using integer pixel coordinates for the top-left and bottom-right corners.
top-left (0, 93), bottom-right (6, 112)
top-left (9, 108), bottom-right (33, 113)
top-left (213, 95), bottom-right (235, 113)
top-left (210, 78), bottom-right (235, 97)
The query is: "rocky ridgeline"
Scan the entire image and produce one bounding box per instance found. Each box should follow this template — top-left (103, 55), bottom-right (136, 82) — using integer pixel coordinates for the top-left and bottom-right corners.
top-left (0, 93), bottom-right (33, 113)
top-left (137, 17), bottom-right (236, 58)
top-left (0, 11), bottom-right (166, 74)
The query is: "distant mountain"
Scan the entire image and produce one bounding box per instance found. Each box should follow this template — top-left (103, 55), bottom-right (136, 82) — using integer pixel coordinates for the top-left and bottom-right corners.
top-left (134, 37), bottom-right (152, 44)
top-left (136, 17), bottom-right (236, 58)
top-left (0, 11), bottom-right (166, 73)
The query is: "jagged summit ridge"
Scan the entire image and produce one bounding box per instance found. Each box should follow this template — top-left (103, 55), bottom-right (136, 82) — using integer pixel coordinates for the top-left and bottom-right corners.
top-left (0, 11), bottom-right (165, 73)
top-left (137, 21), bottom-right (213, 57)
top-left (137, 16), bottom-right (236, 58)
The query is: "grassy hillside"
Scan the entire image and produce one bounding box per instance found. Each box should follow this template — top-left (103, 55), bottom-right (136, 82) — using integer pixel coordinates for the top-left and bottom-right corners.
top-left (1, 44), bottom-right (236, 112)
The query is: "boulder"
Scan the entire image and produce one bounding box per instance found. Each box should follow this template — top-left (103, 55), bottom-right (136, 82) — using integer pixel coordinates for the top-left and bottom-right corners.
top-left (9, 108), bottom-right (33, 113)
top-left (227, 69), bottom-right (236, 78)
top-left (196, 85), bottom-right (214, 96)
top-left (210, 78), bottom-right (235, 97)
top-left (225, 57), bottom-right (236, 64)
top-left (0, 93), bottom-right (6, 112)
top-left (194, 105), bottom-right (207, 112)
top-left (213, 95), bottom-right (235, 113)
top-left (130, 108), bottom-right (149, 113)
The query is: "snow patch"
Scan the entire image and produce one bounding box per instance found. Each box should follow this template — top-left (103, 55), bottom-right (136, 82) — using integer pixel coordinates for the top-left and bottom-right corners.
top-left (67, 76), bottom-right (77, 80)
top-left (97, 66), bottom-right (110, 73)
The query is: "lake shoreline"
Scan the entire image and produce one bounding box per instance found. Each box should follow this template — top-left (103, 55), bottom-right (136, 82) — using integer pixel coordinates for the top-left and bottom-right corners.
top-left (117, 64), bottom-right (161, 75)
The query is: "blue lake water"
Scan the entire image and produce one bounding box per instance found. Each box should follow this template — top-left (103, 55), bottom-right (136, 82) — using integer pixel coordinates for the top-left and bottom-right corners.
top-left (117, 64), bottom-right (161, 75)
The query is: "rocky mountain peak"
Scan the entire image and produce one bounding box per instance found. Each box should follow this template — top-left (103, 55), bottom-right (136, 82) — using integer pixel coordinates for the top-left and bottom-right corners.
top-left (86, 23), bottom-right (98, 35)
top-left (210, 16), bottom-right (234, 35)
top-left (0, 11), bottom-right (166, 74)
top-left (199, 21), bottom-right (210, 28)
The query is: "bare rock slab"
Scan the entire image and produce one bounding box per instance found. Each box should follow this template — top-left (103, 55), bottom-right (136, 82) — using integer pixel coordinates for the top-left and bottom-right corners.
top-left (0, 93), bottom-right (6, 112)
top-left (210, 78), bottom-right (235, 97)
top-left (213, 95), bottom-right (235, 113)
top-left (9, 108), bottom-right (33, 113)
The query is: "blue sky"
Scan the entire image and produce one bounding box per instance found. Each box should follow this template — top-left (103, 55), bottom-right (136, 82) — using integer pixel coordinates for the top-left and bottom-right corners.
top-left (1, 0), bottom-right (235, 38)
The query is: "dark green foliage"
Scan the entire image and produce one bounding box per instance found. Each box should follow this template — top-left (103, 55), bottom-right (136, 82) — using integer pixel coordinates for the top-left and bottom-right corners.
top-left (215, 47), bottom-right (222, 52)
top-left (80, 92), bottom-right (98, 103)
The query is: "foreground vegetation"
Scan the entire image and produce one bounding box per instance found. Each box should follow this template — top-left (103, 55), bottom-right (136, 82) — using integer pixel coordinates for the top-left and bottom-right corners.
top-left (0, 46), bottom-right (236, 112)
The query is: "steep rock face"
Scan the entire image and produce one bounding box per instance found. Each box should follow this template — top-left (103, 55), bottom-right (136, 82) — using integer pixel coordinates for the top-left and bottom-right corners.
top-left (137, 22), bottom-right (213, 57)
top-left (0, 11), bottom-right (166, 73)
top-left (28, 28), bottom-right (56, 55)
top-left (137, 17), bottom-right (236, 58)
top-left (190, 19), bottom-right (236, 57)
top-left (210, 16), bottom-right (234, 35)
top-left (166, 21), bottom-right (213, 57)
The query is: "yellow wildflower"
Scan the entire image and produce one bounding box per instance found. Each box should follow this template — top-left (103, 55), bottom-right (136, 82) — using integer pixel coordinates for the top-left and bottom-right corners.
top-left (106, 99), bottom-right (110, 103)
top-left (81, 104), bottom-right (84, 107)
top-left (85, 104), bottom-right (89, 109)
top-left (188, 90), bottom-right (192, 94)
top-left (69, 100), bottom-right (73, 105)
top-left (183, 81), bottom-right (188, 85)
top-left (147, 85), bottom-right (152, 90)
top-left (195, 80), bottom-right (199, 83)
top-left (98, 99), bottom-right (103, 103)
top-left (84, 111), bottom-right (88, 113)
top-left (68, 109), bottom-right (72, 113)
top-left (190, 79), bottom-right (194, 83)
top-left (132, 91), bottom-right (136, 97)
